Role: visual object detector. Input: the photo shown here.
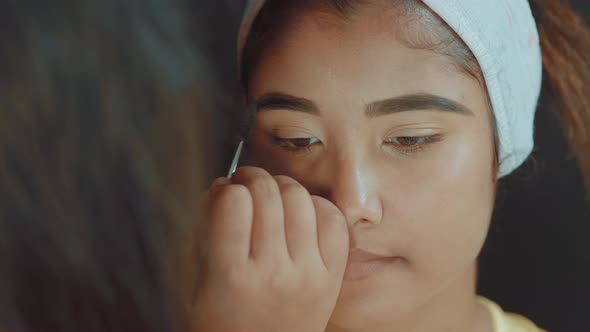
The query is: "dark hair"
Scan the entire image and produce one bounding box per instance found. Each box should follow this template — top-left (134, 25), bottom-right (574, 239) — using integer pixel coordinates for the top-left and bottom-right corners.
top-left (241, 0), bottom-right (590, 191)
top-left (0, 0), bottom-right (210, 331)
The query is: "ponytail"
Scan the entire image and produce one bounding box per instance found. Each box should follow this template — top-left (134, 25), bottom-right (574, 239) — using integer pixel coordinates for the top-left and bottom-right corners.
top-left (531, 0), bottom-right (590, 193)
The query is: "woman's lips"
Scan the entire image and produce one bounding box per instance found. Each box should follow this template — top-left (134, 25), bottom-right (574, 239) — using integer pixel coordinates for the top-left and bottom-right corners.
top-left (344, 248), bottom-right (400, 281)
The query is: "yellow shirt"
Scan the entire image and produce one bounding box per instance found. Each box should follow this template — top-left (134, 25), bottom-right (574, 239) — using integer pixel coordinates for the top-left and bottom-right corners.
top-left (478, 297), bottom-right (547, 332)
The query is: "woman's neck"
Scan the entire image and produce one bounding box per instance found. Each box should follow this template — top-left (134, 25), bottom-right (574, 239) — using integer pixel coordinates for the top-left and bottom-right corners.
top-left (325, 263), bottom-right (493, 332)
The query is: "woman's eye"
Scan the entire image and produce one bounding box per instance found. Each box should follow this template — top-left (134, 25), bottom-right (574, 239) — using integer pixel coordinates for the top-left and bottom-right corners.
top-left (272, 137), bottom-right (320, 150)
top-left (383, 135), bottom-right (442, 154)
top-left (385, 136), bottom-right (428, 147)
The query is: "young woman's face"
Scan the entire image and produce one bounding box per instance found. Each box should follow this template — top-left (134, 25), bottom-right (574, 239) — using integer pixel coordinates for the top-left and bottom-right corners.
top-left (247, 6), bottom-right (496, 330)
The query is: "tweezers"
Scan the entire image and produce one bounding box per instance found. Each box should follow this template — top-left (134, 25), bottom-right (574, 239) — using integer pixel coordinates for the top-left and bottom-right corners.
top-left (226, 140), bottom-right (244, 179)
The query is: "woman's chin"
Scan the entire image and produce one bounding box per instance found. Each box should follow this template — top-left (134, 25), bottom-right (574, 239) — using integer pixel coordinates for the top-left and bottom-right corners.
top-left (329, 277), bottom-right (424, 330)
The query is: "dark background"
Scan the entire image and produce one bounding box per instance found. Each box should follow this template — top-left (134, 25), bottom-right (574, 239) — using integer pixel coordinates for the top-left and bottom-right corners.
top-left (199, 2), bottom-right (590, 331)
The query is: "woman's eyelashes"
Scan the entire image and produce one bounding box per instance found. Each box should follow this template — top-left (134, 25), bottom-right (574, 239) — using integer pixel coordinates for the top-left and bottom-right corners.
top-left (271, 136), bottom-right (321, 154)
top-left (383, 134), bottom-right (443, 155)
top-left (269, 133), bottom-right (443, 156)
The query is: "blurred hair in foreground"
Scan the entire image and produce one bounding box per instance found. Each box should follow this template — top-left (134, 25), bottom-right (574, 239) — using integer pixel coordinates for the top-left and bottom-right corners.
top-left (0, 0), bottom-right (213, 331)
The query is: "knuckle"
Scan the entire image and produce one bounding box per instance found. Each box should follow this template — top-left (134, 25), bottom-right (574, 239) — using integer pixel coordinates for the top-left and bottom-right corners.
top-left (267, 274), bottom-right (287, 293)
top-left (219, 260), bottom-right (249, 288)
top-left (233, 166), bottom-right (271, 181)
top-left (214, 184), bottom-right (250, 206)
top-left (299, 272), bottom-right (321, 291)
top-left (206, 178), bottom-right (230, 200)
top-left (279, 181), bottom-right (308, 199)
top-left (325, 210), bottom-right (346, 228)
top-left (312, 196), bottom-right (346, 224)
top-left (210, 176), bottom-right (230, 189)
top-left (264, 262), bottom-right (294, 293)
top-left (273, 175), bottom-right (297, 186)
top-left (249, 176), bottom-right (280, 199)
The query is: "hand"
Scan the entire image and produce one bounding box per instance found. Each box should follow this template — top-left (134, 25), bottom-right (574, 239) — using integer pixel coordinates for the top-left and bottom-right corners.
top-left (191, 167), bottom-right (349, 332)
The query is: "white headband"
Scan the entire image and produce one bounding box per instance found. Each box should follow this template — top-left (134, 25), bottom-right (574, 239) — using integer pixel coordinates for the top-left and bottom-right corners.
top-left (238, 0), bottom-right (543, 176)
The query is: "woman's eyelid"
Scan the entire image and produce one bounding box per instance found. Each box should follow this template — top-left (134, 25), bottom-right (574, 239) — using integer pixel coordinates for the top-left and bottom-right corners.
top-left (276, 137), bottom-right (319, 145)
top-left (271, 125), bottom-right (322, 140)
top-left (383, 127), bottom-right (443, 140)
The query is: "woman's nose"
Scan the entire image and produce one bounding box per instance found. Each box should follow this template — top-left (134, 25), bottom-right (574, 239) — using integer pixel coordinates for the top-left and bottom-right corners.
top-left (327, 159), bottom-right (383, 228)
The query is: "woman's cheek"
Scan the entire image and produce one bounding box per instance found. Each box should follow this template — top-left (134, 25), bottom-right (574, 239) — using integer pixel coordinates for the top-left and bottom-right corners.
top-left (405, 164), bottom-right (493, 283)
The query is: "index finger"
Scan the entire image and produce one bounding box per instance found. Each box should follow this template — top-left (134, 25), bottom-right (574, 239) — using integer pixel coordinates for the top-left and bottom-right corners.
top-left (208, 183), bottom-right (253, 265)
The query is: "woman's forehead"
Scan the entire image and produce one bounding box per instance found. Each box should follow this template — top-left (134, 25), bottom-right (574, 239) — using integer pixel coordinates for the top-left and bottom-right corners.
top-left (251, 17), bottom-right (485, 117)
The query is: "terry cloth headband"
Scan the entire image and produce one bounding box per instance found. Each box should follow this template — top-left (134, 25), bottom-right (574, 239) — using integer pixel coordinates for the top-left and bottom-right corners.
top-left (238, 0), bottom-right (543, 177)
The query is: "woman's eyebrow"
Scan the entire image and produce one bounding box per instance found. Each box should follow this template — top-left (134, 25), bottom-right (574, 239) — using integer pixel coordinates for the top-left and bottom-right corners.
top-left (254, 92), bottom-right (320, 114)
top-left (365, 93), bottom-right (474, 118)
top-left (253, 92), bottom-right (473, 117)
